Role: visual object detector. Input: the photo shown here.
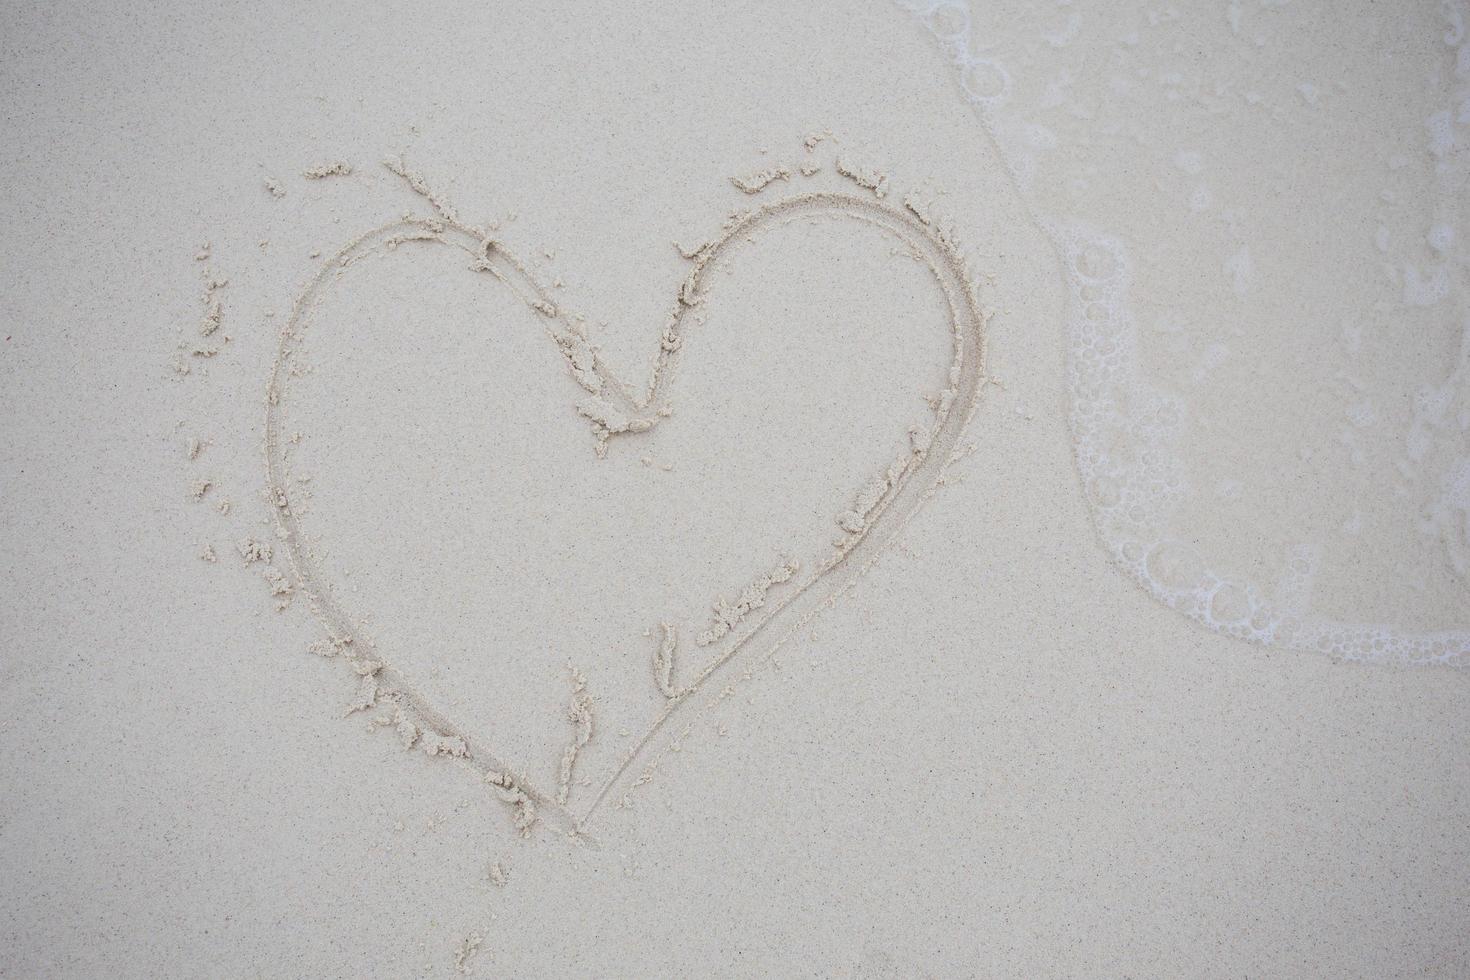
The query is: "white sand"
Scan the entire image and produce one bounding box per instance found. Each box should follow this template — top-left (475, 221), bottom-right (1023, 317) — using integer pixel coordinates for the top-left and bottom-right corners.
top-left (1, 0), bottom-right (1466, 976)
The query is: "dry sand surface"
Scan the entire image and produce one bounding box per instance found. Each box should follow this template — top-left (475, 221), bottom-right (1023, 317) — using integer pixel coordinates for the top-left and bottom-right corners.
top-left (2, 0), bottom-right (1467, 976)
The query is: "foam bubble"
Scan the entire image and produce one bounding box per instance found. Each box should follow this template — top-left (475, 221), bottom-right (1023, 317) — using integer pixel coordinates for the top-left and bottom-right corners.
top-left (1208, 582), bottom-right (1251, 624)
top-left (1072, 243), bottom-right (1121, 282)
top-left (960, 58), bottom-right (1011, 103)
top-left (924, 1), bottom-right (969, 39)
top-left (1145, 540), bottom-right (1208, 593)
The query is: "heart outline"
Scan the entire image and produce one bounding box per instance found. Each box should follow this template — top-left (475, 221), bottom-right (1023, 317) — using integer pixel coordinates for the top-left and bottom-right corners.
top-left (264, 171), bottom-right (987, 839)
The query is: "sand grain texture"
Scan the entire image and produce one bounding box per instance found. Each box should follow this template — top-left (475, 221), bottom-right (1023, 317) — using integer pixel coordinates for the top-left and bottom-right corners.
top-left (1, 0), bottom-right (1466, 977)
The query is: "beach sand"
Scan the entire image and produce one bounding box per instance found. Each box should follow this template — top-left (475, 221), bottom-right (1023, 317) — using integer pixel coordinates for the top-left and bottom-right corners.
top-left (1, 0), bottom-right (1467, 975)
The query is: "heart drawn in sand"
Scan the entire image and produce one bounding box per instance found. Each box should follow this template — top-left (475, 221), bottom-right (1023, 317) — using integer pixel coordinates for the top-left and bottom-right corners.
top-left (263, 160), bottom-right (986, 841)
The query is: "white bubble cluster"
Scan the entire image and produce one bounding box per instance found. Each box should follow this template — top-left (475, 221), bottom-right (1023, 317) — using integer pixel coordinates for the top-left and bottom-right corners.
top-left (897, 0), bottom-right (1012, 109)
